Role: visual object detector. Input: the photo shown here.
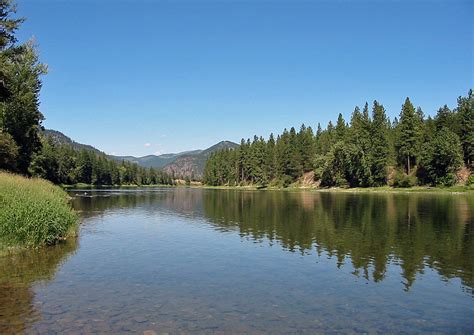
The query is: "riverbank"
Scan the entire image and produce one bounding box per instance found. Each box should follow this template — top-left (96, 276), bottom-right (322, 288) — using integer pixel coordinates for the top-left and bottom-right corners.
top-left (61, 182), bottom-right (474, 194)
top-left (0, 172), bottom-right (78, 255)
top-left (197, 184), bottom-right (474, 193)
top-left (61, 183), bottom-right (177, 189)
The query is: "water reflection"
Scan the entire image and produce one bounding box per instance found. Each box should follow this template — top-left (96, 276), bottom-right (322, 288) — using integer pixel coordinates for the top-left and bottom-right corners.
top-left (0, 188), bottom-right (472, 334)
top-left (69, 189), bottom-right (474, 294)
top-left (201, 191), bottom-right (474, 294)
top-left (0, 239), bottom-right (78, 333)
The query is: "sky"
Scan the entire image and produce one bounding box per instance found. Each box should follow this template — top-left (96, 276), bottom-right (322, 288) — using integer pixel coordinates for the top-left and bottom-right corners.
top-left (16, 0), bottom-right (473, 156)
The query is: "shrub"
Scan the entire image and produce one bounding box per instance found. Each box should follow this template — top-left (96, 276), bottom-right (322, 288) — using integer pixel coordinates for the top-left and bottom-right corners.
top-left (466, 173), bottom-right (474, 186)
top-left (0, 171), bottom-right (78, 250)
top-left (392, 171), bottom-right (417, 188)
top-left (437, 173), bottom-right (457, 187)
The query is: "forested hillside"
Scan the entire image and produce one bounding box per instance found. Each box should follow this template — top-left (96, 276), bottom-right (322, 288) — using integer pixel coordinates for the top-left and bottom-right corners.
top-left (42, 129), bottom-right (102, 154)
top-left (33, 130), bottom-right (175, 185)
top-left (204, 92), bottom-right (473, 188)
top-left (29, 135), bottom-right (174, 185)
top-left (163, 141), bottom-right (238, 179)
top-left (109, 150), bottom-right (202, 169)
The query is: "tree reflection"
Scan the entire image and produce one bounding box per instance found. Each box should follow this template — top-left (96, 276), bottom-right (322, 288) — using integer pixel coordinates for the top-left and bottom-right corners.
top-left (70, 188), bottom-right (473, 294)
top-left (0, 239), bottom-right (78, 333)
top-left (201, 190), bottom-right (473, 293)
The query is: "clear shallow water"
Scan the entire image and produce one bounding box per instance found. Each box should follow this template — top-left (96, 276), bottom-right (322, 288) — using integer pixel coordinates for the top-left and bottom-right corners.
top-left (0, 188), bottom-right (473, 334)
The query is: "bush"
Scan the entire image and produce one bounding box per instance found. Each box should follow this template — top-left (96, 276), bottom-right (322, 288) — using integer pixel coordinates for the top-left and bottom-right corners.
top-left (437, 173), bottom-right (457, 187)
top-left (0, 171), bottom-right (78, 249)
top-left (466, 173), bottom-right (474, 186)
top-left (392, 171), bottom-right (417, 188)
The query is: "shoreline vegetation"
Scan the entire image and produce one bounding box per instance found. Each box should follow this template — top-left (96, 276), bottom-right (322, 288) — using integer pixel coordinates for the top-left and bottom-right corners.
top-left (60, 182), bottom-right (474, 194)
top-left (0, 171), bottom-right (78, 255)
top-left (203, 92), bottom-right (473, 191)
top-left (199, 185), bottom-right (474, 193)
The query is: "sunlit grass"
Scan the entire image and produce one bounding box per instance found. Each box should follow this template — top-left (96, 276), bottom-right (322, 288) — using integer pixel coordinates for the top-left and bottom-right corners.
top-left (0, 171), bottom-right (78, 252)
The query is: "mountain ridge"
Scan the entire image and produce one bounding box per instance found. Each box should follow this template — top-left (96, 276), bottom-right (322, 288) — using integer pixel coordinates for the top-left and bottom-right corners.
top-left (42, 129), bottom-right (238, 179)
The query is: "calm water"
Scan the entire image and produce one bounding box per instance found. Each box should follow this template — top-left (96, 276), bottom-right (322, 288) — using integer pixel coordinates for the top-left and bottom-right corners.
top-left (1, 189), bottom-right (473, 334)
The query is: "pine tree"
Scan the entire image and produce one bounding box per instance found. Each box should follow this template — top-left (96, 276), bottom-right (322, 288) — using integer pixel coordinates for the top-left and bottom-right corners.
top-left (349, 105), bottom-right (372, 186)
top-left (287, 127), bottom-right (303, 180)
top-left (265, 133), bottom-right (276, 181)
top-left (297, 124), bottom-right (314, 172)
top-left (418, 127), bottom-right (463, 185)
top-left (370, 101), bottom-right (389, 185)
top-left (395, 98), bottom-right (422, 174)
top-left (434, 105), bottom-right (453, 131)
top-left (456, 90), bottom-right (473, 165)
top-left (335, 113), bottom-right (347, 142)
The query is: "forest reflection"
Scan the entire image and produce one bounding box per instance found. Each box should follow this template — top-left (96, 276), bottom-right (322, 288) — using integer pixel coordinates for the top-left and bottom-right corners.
top-left (201, 191), bottom-right (473, 293)
top-left (70, 189), bottom-right (473, 294)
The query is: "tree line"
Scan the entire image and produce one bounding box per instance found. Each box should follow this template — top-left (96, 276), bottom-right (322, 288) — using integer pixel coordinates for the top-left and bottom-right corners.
top-left (204, 91), bottom-right (473, 187)
top-left (0, 1), bottom-right (173, 186)
top-left (28, 137), bottom-right (174, 186)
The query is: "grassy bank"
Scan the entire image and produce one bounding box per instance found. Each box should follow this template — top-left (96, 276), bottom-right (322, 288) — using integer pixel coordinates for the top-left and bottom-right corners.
top-left (0, 171), bottom-right (78, 254)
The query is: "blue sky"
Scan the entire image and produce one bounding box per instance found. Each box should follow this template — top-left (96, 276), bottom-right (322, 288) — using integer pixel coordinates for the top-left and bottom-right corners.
top-left (17, 0), bottom-right (473, 156)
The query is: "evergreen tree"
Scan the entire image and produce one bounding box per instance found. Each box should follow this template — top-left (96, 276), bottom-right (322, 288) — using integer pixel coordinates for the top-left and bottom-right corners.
top-left (249, 136), bottom-right (267, 184)
top-left (335, 113), bottom-right (347, 141)
top-left (418, 127), bottom-right (463, 186)
top-left (0, 129), bottom-right (17, 170)
top-left (287, 127), bottom-right (303, 180)
top-left (297, 124), bottom-right (314, 172)
top-left (370, 101), bottom-right (389, 186)
top-left (349, 104), bottom-right (372, 186)
top-left (29, 136), bottom-right (58, 183)
top-left (265, 133), bottom-right (276, 181)
top-left (395, 98), bottom-right (422, 174)
top-left (456, 90), bottom-right (473, 165)
top-left (1, 43), bottom-right (47, 173)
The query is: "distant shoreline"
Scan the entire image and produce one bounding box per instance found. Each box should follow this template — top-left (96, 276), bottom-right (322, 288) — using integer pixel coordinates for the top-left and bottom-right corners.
top-left (61, 183), bottom-right (474, 194)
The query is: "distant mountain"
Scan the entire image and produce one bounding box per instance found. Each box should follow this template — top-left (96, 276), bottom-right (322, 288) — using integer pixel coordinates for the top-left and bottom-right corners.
top-left (42, 129), bottom-right (238, 179)
top-left (42, 129), bottom-right (102, 154)
top-left (109, 150), bottom-right (203, 169)
top-left (163, 141), bottom-right (239, 179)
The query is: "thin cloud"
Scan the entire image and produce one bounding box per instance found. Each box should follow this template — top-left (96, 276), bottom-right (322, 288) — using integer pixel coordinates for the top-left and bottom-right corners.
top-left (144, 143), bottom-right (152, 147)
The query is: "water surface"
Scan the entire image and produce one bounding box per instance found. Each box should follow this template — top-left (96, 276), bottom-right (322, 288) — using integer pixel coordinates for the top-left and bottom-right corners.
top-left (1, 188), bottom-right (473, 334)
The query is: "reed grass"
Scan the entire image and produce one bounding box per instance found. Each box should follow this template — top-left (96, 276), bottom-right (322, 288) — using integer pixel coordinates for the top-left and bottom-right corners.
top-left (0, 171), bottom-right (78, 251)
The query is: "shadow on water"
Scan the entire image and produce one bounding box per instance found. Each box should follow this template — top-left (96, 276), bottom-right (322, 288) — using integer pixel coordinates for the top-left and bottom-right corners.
top-left (0, 239), bottom-right (78, 333)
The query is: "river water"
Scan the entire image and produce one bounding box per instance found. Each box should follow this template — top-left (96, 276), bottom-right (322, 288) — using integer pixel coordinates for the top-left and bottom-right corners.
top-left (0, 188), bottom-right (473, 334)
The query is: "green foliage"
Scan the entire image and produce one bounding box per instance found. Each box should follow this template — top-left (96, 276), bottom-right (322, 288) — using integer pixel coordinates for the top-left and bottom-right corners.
top-left (0, 129), bottom-right (18, 170)
top-left (395, 97), bottom-right (423, 174)
top-left (204, 92), bottom-right (469, 189)
top-left (456, 90), bottom-right (474, 165)
top-left (0, 2), bottom-right (46, 174)
top-left (418, 127), bottom-right (463, 186)
top-left (466, 174), bottom-right (474, 186)
top-left (0, 171), bottom-right (78, 249)
top-left (392, 171), bottom-right (417, 188)
top-left (29, 135), bottom-right (174, 186)
top-left (370, 101), bottom-right (389, 186)
top-left (0, 0), bottom-right (23, 50)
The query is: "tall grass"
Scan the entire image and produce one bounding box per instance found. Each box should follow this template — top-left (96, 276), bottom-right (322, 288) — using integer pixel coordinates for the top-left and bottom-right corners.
top-left (0, 171), bottom-right (78, 251)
